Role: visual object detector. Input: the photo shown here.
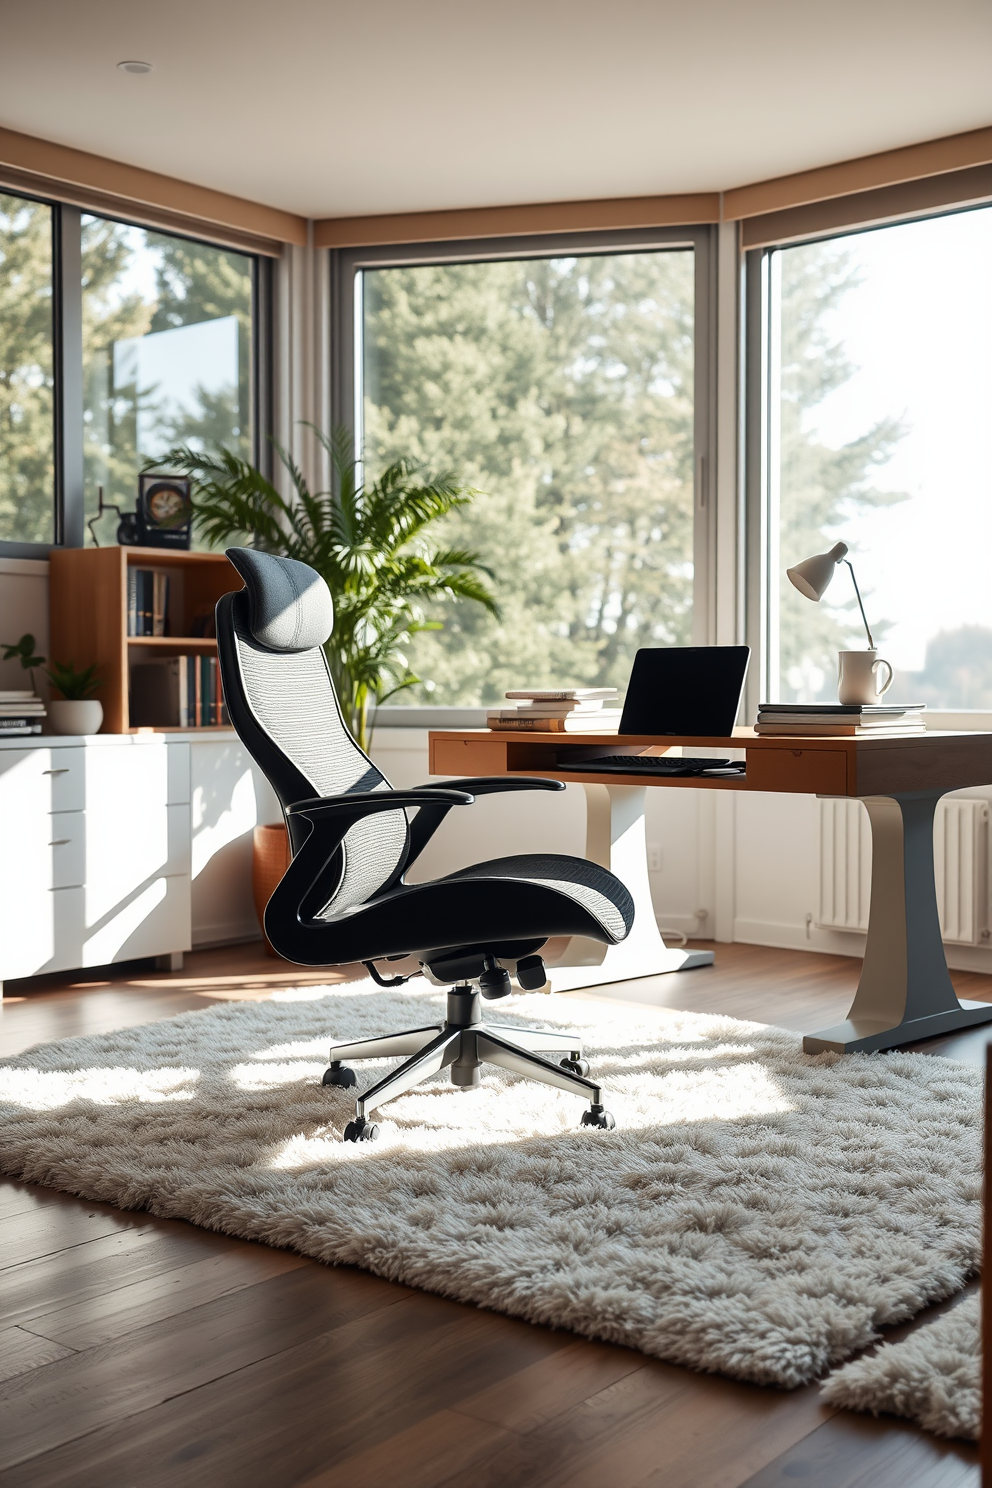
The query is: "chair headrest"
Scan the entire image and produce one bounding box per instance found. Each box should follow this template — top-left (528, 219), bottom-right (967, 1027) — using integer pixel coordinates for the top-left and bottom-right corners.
top-left (226, 548), bottom-right (334, 653)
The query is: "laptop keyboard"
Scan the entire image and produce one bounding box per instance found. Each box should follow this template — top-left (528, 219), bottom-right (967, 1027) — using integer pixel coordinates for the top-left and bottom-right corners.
top-left (556, 756), bottom-right (744, 777)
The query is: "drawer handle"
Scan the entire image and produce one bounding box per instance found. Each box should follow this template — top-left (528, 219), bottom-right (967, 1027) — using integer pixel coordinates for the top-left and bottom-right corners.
top-left (43, 768), bottom-right (70, 775)
top-left (49, 839), bottom-right (71, 846)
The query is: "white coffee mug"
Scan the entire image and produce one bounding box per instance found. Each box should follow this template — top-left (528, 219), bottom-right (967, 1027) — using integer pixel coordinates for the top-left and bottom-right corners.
top-left (837, 649), bottom-right (893, 706)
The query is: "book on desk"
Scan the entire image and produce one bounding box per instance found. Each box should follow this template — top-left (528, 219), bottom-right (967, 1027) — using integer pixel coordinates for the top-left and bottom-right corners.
top-left (755, 702), bottom-right (926, 736)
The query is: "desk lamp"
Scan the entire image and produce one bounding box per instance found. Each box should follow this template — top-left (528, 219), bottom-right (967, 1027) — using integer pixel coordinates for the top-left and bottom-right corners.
top-left (786, 541), bottom-right (874, 648)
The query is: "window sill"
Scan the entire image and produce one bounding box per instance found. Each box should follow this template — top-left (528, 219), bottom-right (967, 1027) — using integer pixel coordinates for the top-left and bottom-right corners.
top-left (369, 706), bottom-right (488, 729)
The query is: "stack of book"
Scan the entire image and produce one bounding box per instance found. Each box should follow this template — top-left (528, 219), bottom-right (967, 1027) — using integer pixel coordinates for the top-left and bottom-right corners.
top-left (0, 689), bottom-right (45, 736)
top-left (755, 703), bottom-right (926, 736)
top-left (127, 568), bottom-right (171, 637)
top-left (487, 688), bottom-right (621, 733)
top-left (130, 656), bottom-right (228, 728)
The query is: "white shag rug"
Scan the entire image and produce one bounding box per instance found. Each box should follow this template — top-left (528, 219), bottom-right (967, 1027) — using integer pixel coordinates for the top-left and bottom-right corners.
top-left (822, 1293), bottom-right (981, 1440)
top-left (0, 982), bottom-right (981, 1390)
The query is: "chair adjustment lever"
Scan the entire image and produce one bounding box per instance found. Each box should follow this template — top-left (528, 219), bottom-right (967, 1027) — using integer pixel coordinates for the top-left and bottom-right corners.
top-left (363, 960), bottom-right (415, 988)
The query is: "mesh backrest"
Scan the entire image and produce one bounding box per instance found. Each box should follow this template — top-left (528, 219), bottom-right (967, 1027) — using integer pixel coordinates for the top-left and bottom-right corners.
top-left (229, 599), bottom-right (408, 914)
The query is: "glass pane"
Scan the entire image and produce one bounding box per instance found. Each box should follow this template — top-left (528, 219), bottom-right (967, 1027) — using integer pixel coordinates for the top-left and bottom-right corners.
top-left (773, 207), bottom-right (992, 707)
top-left (363, 251), bottom-right (694, 705)
top-left (82, 218), bottom-right (252, 546)
top-left (0, 193), bottom-right (55, 544)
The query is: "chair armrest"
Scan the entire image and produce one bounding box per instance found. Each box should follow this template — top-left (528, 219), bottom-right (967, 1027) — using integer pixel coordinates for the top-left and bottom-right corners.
top-left (400, 776), bottom-right (565, 877)
top-left (411, 776), bottom-right (565, 796)
top-left (277, 788), bottom-right (475, 927)
top-left (287, 787), bottom-right (474, 821)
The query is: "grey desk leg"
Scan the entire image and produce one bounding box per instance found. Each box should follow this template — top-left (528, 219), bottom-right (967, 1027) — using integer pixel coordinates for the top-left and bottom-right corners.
top-left (804, 790), bottom-right (992, 1054)
top-left (547, 782), bottom-right (713, 992)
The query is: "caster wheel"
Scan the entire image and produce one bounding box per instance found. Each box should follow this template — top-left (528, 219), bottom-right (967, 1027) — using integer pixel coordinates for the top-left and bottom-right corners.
top-left (322, 1064), bottom-right (357, 1088)
top-left (343, 1118), bottom-right (380, 1143)
top-left (580, 1107), bottom-right (616, 1130)
top-left (560, 1057), bottom-right (590, 1078)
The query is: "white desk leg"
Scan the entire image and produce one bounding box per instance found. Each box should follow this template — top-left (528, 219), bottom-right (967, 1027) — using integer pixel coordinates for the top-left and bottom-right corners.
top-left (546, 783), bottom-right (713, 992)
top-left (804, 790), bottom-right (992, 1054)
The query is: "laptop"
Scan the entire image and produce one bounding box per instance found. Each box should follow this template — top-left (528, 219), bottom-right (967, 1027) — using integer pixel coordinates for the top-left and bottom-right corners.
top-left (555, 645), bottom-right (751, 777)
top-left (617, 645), bottom-right (750, 736)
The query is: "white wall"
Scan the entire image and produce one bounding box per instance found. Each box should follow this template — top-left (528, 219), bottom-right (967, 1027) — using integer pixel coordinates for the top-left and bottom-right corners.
top-left (0, 559), bottom-right (50, 696)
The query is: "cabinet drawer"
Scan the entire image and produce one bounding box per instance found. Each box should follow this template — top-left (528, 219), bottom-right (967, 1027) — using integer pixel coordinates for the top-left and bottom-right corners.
top-left (48, 811), bottom-right (85, 889)
top-left (745, 746), bottom-right (849, 795)
top-left (0, 747), bottom-right (86, 812)
top-left (44, 750), bottom-right (86, 811)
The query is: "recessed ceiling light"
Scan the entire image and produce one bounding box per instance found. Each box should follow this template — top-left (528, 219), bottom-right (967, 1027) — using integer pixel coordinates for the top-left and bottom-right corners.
top-left (117, 60), bottom-right (153, 74)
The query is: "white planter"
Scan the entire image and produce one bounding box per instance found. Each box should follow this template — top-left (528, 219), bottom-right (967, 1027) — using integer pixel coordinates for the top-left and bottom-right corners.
top-left (49, 699), bottom-right (104, 736)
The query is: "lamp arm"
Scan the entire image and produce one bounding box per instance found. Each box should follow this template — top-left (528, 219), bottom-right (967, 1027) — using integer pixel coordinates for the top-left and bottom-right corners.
top-left (844, 561), bottom-right (874, 650)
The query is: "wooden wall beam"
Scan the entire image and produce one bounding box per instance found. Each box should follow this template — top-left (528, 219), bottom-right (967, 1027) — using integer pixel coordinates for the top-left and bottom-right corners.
top-left (724, 124), bottom-right (992, 222)
top-left (313, 193), bottom-right (722, 250)
top-left (0, 127), bottom-right (307, 250)
top-left (741, 162), bottom-right (992, 249)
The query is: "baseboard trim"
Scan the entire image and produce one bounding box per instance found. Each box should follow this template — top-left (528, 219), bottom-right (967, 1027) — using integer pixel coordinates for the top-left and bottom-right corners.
top-left (192, 929), bottom-right (263, 951)
top-left (732, 917), bottom-right (992, 973)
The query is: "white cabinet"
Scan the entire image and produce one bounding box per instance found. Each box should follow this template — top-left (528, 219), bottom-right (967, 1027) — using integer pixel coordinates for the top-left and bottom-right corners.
top-left (0, 738), bottom-right (192, 983)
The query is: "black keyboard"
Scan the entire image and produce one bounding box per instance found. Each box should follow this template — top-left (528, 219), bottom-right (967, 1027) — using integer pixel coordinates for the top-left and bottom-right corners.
top-left (556, 755), bottom-right (745, 777)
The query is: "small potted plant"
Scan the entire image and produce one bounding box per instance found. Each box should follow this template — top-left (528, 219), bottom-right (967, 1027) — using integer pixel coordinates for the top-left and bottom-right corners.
top-left (45, 661), bottom-right (104, 735)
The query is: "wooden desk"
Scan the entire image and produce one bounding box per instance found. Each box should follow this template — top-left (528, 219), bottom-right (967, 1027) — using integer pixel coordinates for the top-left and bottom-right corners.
top-left (429, 727), bottom-right (992, 1055)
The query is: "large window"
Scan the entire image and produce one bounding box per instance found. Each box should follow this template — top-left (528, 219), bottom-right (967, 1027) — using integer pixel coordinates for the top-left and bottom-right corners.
top-left (0, 193), bottom-right (260, 554)
top-left (0, 193), bottom-right (55, 545)
top-left (766, 205), bottom-right (992, 708)
top-left (82, 219), bottom-right (253, 545)
top-left (358, 240), bottom-right (702, 705)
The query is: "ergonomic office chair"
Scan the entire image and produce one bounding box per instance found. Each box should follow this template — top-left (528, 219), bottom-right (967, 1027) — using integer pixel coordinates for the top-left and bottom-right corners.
top-left (216, 549), bottom-right (634, 1141)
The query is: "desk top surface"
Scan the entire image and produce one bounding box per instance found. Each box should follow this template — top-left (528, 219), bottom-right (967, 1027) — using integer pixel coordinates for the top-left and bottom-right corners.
top-left (428, 727), bottom-right (992, 797)
top-left (432, 726), bottom-right (991, 749)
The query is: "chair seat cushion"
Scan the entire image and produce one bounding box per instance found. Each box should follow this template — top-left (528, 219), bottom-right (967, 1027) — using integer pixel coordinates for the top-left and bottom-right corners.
top-left (439, 854), bottom-right (633, 943)
top-left (299, 851), bottom-right (634, 966)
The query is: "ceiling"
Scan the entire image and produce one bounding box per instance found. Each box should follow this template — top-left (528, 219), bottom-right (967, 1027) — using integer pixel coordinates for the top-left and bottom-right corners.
top-left (1, 0), bottom-right (990, 220)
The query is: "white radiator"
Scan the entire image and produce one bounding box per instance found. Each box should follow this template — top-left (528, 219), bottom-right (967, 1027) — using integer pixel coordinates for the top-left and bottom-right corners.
top-left (817, 797), bottom-right (989, 945)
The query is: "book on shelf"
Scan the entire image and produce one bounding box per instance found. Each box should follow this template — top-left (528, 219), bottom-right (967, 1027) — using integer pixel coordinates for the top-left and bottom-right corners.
top-left (0, 690), bottom-right (46, 727)
top-left (127, 568), bottom-right (171, 637)
top-left (130, 656), bottom-right (228, 728)
top-left (487, 709), bottom-right (623, 733)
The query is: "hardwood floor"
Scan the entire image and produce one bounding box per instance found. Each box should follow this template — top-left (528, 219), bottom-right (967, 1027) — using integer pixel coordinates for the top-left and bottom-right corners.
top-left (0, 942), bottom-right (985, 1487)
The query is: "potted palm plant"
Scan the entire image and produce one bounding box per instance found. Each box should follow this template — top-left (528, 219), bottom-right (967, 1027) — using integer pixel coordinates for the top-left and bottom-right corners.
top-left (150, 427), bottom-right (498, 750)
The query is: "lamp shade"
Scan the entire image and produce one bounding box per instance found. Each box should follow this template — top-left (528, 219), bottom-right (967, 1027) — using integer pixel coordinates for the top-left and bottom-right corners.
top-left (786, 542), bottom-right (849, 602)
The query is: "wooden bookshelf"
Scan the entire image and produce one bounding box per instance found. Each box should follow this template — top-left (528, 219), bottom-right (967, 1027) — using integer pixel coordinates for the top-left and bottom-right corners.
top-left (49, 546), bottom-right (241, 733)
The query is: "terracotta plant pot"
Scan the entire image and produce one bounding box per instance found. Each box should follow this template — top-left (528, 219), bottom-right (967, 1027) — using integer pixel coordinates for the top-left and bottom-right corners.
top-left (252, 822), bottom-right (291, 957)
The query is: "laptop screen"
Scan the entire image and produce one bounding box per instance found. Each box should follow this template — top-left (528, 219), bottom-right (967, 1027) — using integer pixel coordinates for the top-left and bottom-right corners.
top-left (618, 646), bottom-right (750, 736)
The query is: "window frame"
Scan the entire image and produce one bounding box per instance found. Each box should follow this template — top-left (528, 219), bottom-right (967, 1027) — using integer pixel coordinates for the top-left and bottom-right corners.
top-left (0, 198), bottom-right (271, 559)
top-left (743, 199), bottom-right (992, 718)
top-left (328, 225), bottom-right (718, 697)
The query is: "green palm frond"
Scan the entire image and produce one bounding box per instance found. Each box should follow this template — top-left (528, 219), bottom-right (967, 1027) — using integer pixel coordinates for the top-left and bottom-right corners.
top-left (147, 425), bottom-right (497, 748)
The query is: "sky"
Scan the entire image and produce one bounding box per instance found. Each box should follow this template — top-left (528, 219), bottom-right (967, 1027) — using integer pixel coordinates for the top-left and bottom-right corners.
top-left (114, 315), bottom-right (238, 451)
top-left (794, 204), bottom-right (992, 674)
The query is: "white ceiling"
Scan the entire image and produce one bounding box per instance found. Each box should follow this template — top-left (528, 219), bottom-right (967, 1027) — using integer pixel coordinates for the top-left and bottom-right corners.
top-left (1, 0), bottom-right (990, 220)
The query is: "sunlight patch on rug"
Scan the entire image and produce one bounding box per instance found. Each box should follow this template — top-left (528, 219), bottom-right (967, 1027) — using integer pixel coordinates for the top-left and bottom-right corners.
top-left (0, 981), bottom-right (980, 1390)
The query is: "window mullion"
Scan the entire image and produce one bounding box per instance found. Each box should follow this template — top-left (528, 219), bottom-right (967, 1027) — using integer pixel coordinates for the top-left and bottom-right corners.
top-left (54, 203), bottom-right (84, 547)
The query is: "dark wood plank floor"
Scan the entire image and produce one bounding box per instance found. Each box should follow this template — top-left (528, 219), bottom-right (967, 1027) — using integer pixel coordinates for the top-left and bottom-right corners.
top-left (0, 942), bottom-right (985, 1487)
